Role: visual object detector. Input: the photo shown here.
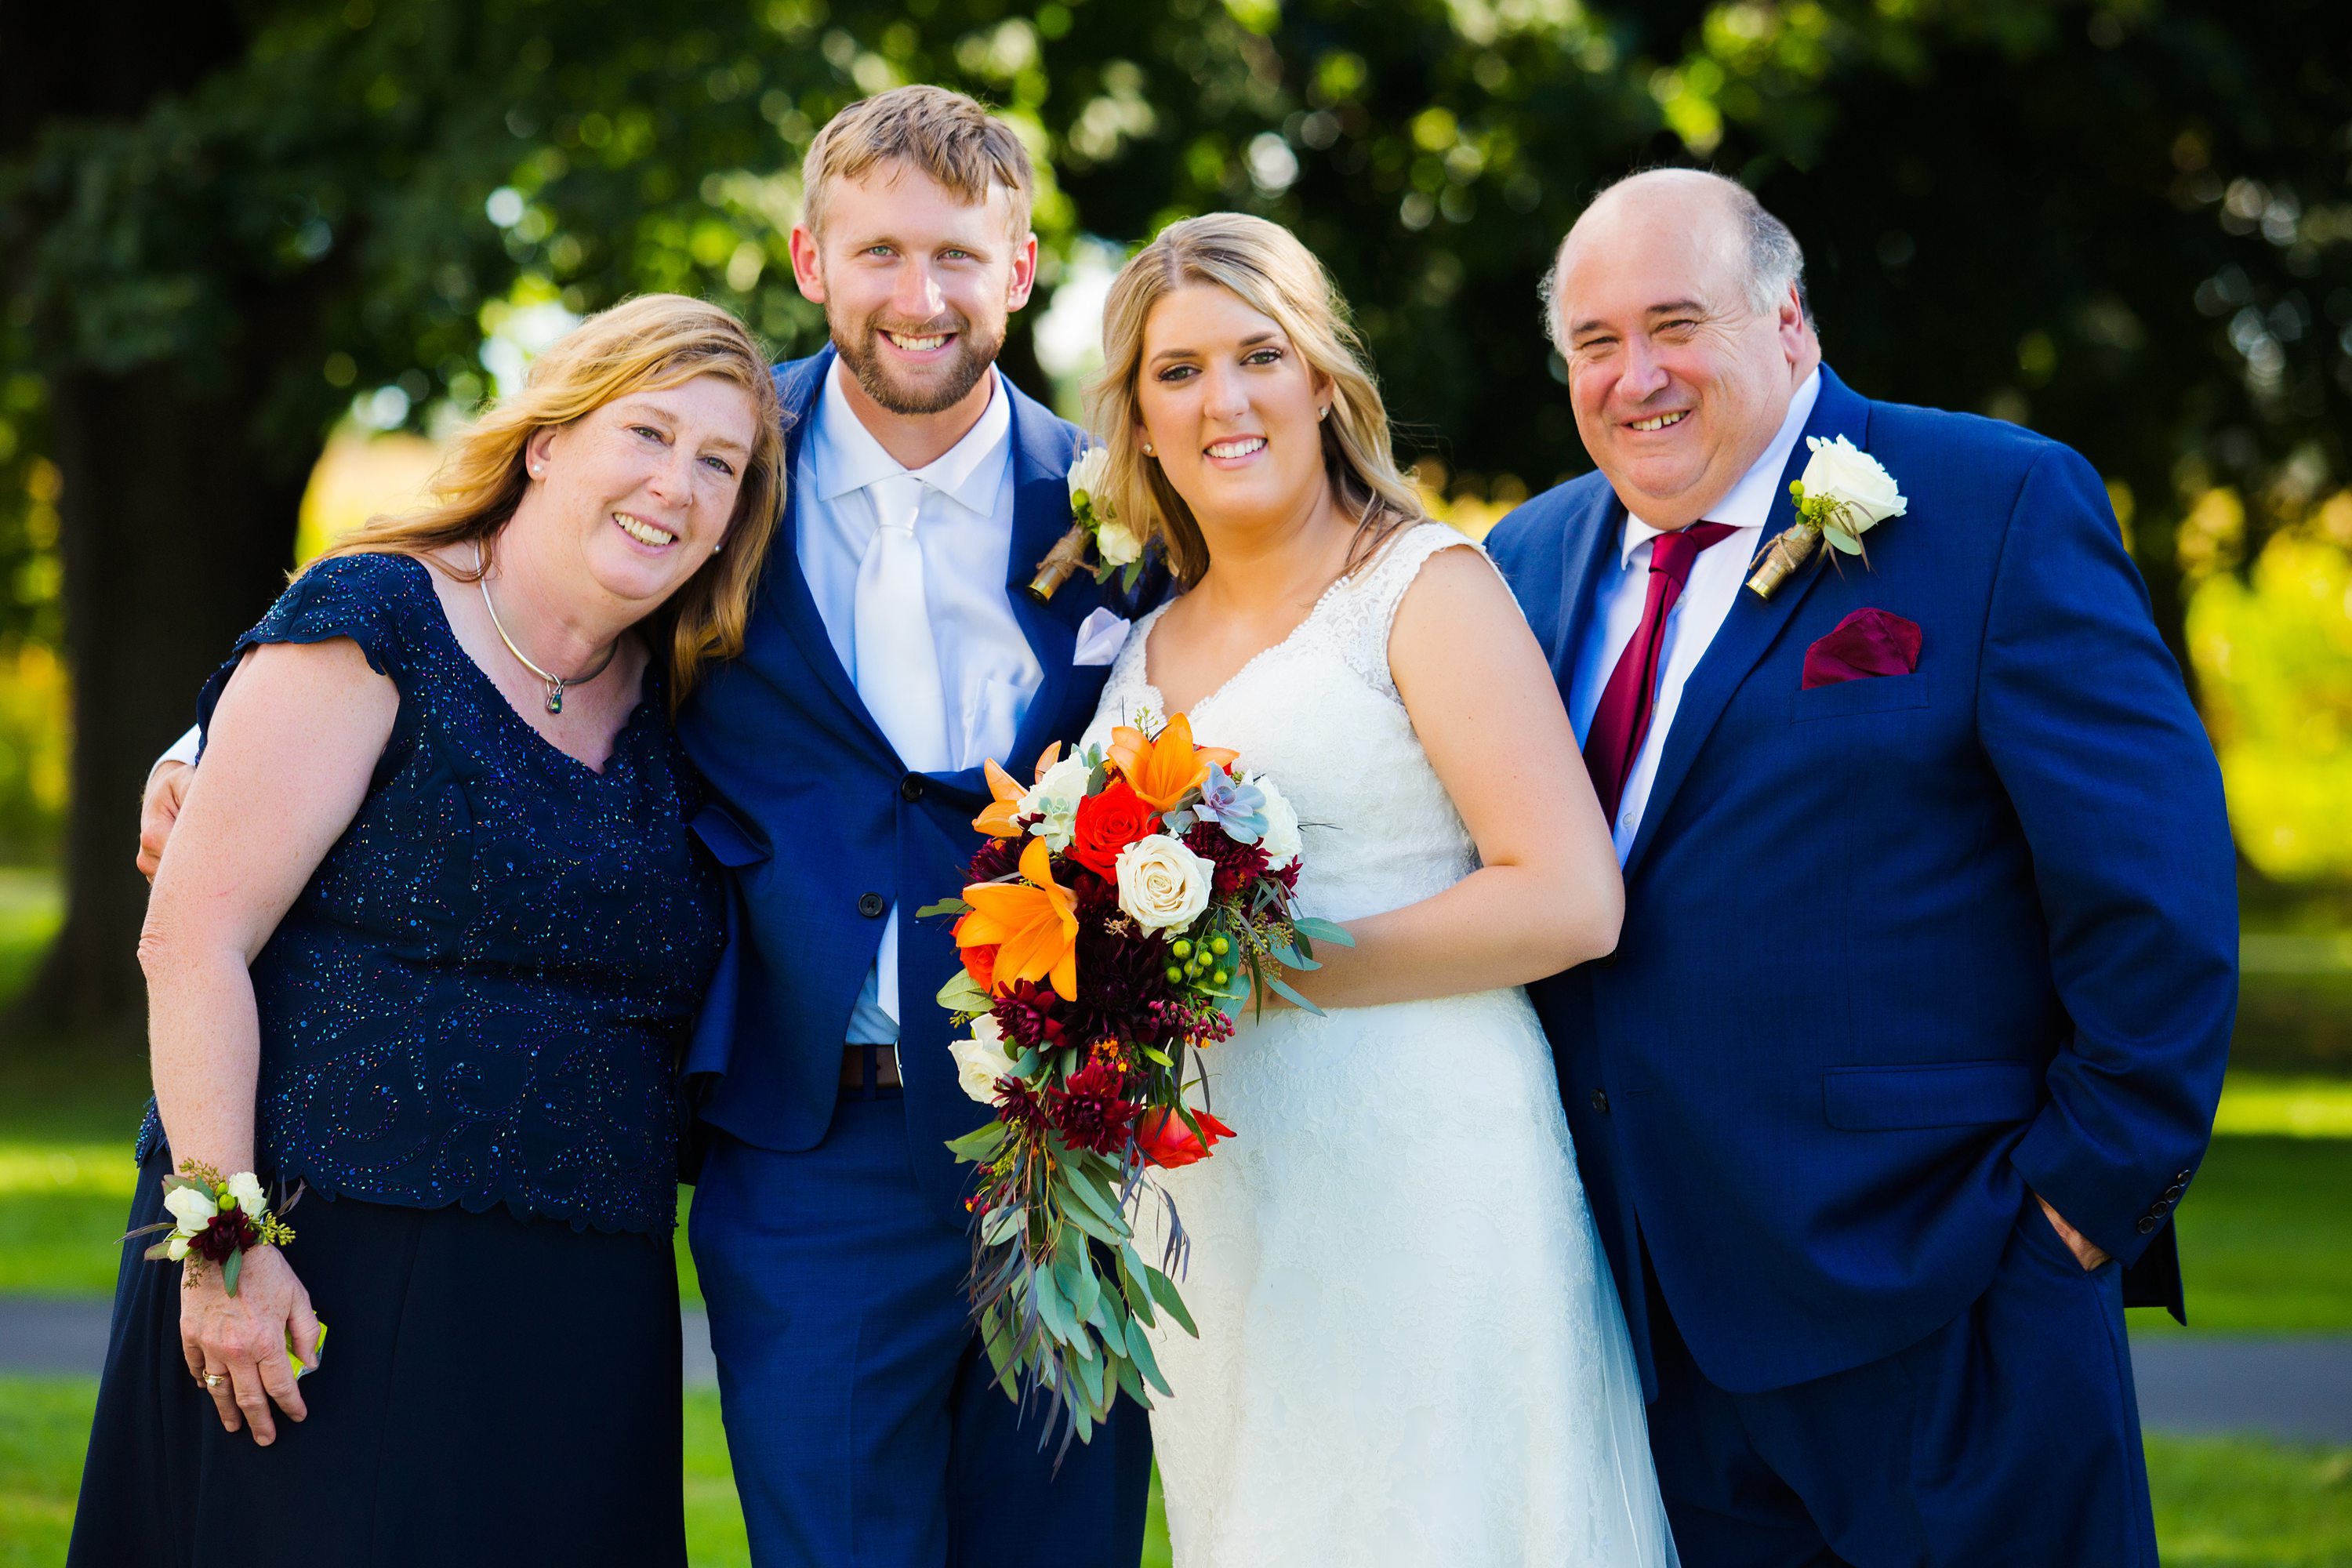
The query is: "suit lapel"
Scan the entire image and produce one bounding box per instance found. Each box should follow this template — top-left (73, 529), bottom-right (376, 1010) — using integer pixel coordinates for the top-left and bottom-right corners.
top-left (999, 381), bottom-right (1087, 777)
top-left (1552, 482), bottom-right (1630, 700)
top-left (764, 347), bottom-right (895, 757)
top-left (1621, 368), bottom-right (1871, 883)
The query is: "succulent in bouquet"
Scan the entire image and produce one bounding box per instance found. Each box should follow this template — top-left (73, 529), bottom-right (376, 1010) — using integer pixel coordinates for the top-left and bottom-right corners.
top-left (919, 713), bottom-right (1348, 1450)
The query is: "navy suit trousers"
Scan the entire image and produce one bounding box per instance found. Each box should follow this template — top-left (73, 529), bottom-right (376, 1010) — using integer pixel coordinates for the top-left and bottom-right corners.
top-left (690, 1100), bottom-right (1152, 1568)
top-left (1647, 1195), bottom-right (2157, 1568)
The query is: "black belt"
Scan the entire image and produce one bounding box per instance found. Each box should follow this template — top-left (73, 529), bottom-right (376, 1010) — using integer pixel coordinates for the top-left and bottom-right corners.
top-left (840, 1043), bottom-right (903, 1099)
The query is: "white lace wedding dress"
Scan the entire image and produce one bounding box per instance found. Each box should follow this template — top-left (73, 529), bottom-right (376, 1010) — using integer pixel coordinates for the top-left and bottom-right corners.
top-left (1080, 523), bottom-right (1679, 1568)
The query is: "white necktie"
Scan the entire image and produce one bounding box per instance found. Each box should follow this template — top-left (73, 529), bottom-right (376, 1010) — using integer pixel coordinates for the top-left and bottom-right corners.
top-left (854, 473), bottom-right (951, 771)
top-left (852, 472), bottom-right (949, 1030)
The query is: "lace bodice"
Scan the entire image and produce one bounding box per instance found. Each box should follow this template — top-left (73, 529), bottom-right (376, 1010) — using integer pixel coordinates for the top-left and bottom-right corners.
top-left (1083, 521), bottom-right (1483, 925)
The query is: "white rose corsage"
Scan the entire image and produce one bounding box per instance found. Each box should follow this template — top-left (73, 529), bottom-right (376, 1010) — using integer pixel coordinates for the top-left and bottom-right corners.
top-left (124, 1160), bottom-right (299, 1296)
top-left (1747, 435), bottom-right (1909, 600)
top-left (1029, 445), bottom-right (1149, 602)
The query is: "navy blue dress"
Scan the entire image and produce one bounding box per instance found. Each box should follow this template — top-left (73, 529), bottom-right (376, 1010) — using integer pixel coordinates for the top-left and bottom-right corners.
top-left (71, 553), bottom-right (724, 1568)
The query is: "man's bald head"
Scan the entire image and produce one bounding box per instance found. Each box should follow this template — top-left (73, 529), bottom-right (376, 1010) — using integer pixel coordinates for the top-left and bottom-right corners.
top-left (1544, 169), bottom-right (1809, 354)
top-left (1538, 167), bottom-right (1820, 532)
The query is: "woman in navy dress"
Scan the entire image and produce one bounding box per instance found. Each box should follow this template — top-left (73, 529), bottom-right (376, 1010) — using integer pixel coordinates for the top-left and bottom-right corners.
top-left (70, 295), bottom-right (782, 1566)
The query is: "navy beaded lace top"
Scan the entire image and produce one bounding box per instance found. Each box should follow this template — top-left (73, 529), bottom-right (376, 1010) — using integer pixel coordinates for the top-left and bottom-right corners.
top-left (134, 552), bottom-right (724, 1235)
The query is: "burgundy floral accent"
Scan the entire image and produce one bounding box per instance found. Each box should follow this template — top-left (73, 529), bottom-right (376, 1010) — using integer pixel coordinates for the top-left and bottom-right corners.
top-left (966, 835), bottom-right (1023, 884)
top-left (1182, 822), bottom-right (1272, 897)
top-left (994, 981), bottom-right (1070, 1054)
top-left (994, 1077), bottom-right (1050, 1136)
top-left (1048, 1060), bottom-right (1142, 1155)
top-left (189, 1207), bottom-right (260, 1265)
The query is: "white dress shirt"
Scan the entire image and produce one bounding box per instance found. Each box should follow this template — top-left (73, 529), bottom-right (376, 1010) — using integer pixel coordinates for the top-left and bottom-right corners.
top-left (797, 358), bottom-right (1042, 1041)
top-left (1570, 369), bottom-right (1821, 862)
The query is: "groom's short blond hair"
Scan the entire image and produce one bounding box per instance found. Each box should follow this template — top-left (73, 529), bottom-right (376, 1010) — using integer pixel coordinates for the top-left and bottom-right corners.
top-left (800, 85), bottom-right (1036, 241)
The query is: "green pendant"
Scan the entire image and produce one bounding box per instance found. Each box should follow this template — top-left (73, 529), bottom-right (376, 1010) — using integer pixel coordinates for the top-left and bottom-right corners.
top-left (545, 685), bottom-right (564, 715)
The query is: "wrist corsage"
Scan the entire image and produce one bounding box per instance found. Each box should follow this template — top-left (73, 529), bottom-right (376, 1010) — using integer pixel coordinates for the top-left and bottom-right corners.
top-left (124, 1162), bottom-right (299, 1295)
top-left (1029, 446), bottom-right (1148, 603)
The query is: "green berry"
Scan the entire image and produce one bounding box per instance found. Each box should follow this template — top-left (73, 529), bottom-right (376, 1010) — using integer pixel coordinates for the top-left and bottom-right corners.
top-left (1170, 939), bottom-right (1194, 960)
top-left (1212, 968), bottom-right (1232, 986)
top-left (1208, 935), bottom-right (1232, 957)
top-left (1165, 966), bottom-right (1185, 985)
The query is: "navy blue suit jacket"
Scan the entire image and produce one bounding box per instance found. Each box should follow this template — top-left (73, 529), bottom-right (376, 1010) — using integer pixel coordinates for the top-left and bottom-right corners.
top-left (1486, 367), bottom-right (2237, 1396)
top-left (675, 349), bottom-right (1158, 1226)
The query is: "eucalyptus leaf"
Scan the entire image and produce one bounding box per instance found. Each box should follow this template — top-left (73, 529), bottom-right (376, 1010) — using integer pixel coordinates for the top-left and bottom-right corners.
top-left (935, 970), bottom-right (992, 1014)
top-left (1032, 1263), bottom-right (1076, 1341)
top-left (1143, 1265), bottom-right (1198, 1337)
top-left (913, 897), bottom-right (972, 920)
top-left (1126, 1315), bottom-right (1175, 1397)
top-left (1112, 1350), bottom-right (1153, 1412)
top-left (1290, 916), bottom-right (1353, 946)
top-left (981, 1204), bottom-right (1025, 1247)
top-left (1071, 1333), bottom-right (1108, 1406)
top-left (1118, 1255), bottom-right (1158, 1328)
top-left (222, 1247), bottom-right (242, 1296)
top-left (947, 1123), bottom-right (1008, 1163)
top-left (1266, 974), bottom-right (1326, 1017)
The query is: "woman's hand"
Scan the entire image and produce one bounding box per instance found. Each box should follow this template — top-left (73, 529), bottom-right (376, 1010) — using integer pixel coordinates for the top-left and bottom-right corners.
top-left (179, 1244), bottom-right (321, 1444)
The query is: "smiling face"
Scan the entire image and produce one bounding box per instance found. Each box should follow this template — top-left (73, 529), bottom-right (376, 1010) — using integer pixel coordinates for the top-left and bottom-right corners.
top-left (1553, 179), bottom-right (1817, 530)
top-left (790, 162), bottom-right (1037, 418)
top-left (1134, 282), bottom-right (1334, 538)
top-left (523, 372), bottom-right (759, 610)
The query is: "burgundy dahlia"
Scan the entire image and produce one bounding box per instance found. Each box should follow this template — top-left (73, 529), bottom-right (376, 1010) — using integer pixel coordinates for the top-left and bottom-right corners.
top-left (966, 835), bottom-right (1022, 884)
top-left (1048, 1060), bottom-right (1142, 1155)
top-left (190, 1206), bottom-right (260, 1265)
top-left (1182, 822), bottom-right (1272, 897)
top-left (994, 981), bottom-right (1069, 1054)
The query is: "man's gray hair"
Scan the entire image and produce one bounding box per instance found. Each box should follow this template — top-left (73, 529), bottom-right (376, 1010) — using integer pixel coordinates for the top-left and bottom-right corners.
top-left (1541, 168), bottom-right (1813, 352)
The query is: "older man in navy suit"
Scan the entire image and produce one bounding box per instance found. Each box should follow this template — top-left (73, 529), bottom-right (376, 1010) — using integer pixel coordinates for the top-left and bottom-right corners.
top-left (1486, 169), bottom-right (2236, 1566)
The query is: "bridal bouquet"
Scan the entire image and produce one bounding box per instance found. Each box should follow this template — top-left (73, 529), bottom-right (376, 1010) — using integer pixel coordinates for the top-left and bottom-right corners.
top-left (921, 713), bottom-right (1348, 1446)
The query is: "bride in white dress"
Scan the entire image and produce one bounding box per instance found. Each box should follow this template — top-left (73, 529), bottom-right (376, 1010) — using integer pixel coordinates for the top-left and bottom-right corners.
top-left (1076, 212), bottom-right (1678, 1567)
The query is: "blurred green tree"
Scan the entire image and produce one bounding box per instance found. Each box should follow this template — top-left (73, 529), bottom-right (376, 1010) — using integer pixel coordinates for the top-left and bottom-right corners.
top-left (2, 0), bottom-right (2347, 1042)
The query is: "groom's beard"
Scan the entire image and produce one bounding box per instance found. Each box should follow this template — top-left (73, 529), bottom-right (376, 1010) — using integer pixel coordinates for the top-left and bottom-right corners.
top-left (830, 304), bottom-right (1003, 416)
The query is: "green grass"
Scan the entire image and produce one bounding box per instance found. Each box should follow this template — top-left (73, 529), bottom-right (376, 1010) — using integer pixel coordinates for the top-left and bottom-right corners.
top-left (0, 1378), bottom-right (2339, 1566)
top-left (2139, 1134), bottom-right (2352, 1336)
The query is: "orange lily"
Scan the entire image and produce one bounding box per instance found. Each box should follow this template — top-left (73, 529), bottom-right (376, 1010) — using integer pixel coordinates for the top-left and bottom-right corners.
top-left (970, 742), bottom-right (1068, 839)
top-left (1105, 714), bottom-right (1238, 812)
top-left (958, 839), bottom-right (1080, 1000)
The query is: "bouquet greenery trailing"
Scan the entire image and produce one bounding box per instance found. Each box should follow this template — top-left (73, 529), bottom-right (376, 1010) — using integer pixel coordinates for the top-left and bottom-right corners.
top-left (920, 712), bottom-right (1348, 1449)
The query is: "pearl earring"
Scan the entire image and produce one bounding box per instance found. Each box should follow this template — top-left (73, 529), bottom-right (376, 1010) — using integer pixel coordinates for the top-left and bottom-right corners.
top-left (1143, 443), bottom-right (1156, 456)
top-left (1318, 406), bottom-right (1330, 421)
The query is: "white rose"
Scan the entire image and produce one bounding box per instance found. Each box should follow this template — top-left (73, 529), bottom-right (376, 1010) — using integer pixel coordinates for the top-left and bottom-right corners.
top-left (1115, 834), bottom-right (1214, 931)
top-left (1094, 513), bottom-right (1144, 568)
top-left (949, 1014), bottom-right (1019, 1105)
top-left (226, 1172), bottom-right (267, 1216)
top-left (1019, 755), bottom-right (1091, 851)
top-left (1799, 435), bottom-right (1907, 550)
top-left (1065, 445), bottom-right (1111, 510)
top-left (162, 1184), bottom-right (218, 1232)
top-left (165, 1234), bottom-right (191, 1261)
top-left (1254, 775), bottom-right (1301, 870)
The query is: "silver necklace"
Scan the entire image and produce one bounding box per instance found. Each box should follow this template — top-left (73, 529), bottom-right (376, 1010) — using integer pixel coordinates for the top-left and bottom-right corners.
top-left (474, 542), bottom-right (617, 715)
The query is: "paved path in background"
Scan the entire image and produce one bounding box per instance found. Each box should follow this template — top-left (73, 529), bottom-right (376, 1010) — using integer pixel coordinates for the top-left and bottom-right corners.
top-left (3, 1297), bottom-right (2346, 1446)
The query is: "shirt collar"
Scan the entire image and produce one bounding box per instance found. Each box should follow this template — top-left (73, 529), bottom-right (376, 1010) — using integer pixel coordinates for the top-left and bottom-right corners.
top-left (807, 358), bottom-right (1013, 516)
top-left (1620, 368), bottom-right (1823, 568)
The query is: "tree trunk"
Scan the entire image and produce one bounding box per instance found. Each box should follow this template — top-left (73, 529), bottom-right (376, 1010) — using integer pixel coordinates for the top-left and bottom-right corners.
top-left (9, 367), bottom-right (303, 1047)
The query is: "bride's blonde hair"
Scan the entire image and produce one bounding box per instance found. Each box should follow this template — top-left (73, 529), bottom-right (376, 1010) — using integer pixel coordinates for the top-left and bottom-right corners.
top-left (1084, 212), bottom-right (1425, 587)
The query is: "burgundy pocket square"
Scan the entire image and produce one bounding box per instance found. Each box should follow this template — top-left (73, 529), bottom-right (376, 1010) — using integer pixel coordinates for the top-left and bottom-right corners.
top-left (1802, 608), bottom-right (1922, 689)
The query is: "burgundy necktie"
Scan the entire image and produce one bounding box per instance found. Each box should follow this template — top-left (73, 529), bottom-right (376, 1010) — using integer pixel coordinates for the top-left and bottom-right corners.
top-left (1583, 521), bottom-right (1740, 826)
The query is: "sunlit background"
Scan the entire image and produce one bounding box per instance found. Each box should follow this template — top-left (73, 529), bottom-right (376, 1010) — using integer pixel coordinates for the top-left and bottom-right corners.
top-left (2, 1), bottom-right (2348, 1562)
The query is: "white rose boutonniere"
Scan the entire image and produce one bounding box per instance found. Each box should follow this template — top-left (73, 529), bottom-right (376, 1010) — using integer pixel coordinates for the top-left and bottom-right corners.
top-left (1029, 445), bottom-right (1148, 601)
top-left (1747, 435), bottom-right (1910, 600)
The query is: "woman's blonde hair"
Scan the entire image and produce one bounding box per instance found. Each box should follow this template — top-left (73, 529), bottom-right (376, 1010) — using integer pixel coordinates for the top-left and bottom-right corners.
top-left (1084, 212), bottom-right (1425, 587)
top-left (319, 293), bottom-right (784, 704)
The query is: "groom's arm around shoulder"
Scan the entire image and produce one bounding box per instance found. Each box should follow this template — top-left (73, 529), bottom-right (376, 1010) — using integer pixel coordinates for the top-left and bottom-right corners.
top-left (1940, 409), bottom-right (2238, 1276)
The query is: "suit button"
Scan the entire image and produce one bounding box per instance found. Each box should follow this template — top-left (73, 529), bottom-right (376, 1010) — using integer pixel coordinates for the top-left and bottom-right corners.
top-left (858, 892), bottom-right (886, 918)
top-left (1590, 1090), bottom-right (1610, 1114)
top-left (2175, 1168), bottom-right (2194, 1183)
top-left (2162, 1183), bottom-right (2186, 1201)
top-left (900, 775), bottom-right (925, 802)
top-left (2136, 1215), bottom-right (2160, 1235)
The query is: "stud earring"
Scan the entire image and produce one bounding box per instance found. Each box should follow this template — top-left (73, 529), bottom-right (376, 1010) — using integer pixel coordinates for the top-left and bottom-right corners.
top-left (1318, 406), bottom-right (1330, 421)
top-left (1142, 443), bottom-right (1156, 456)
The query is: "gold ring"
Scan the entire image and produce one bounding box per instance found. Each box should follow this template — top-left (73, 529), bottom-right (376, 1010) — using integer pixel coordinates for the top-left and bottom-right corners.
top-left (204, 1372), bottom-right (224, 1389)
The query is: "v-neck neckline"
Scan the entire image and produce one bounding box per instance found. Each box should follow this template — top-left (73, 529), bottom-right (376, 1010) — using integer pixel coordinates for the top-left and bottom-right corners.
top-left (396, 554), bottom-right (654, 782)
top-left (1136, 568), bottom-right (1358, 720)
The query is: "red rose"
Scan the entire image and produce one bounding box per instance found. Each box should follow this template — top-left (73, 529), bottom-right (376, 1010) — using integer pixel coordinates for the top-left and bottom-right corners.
top-left (1070, 779), bottom-right (1159, 879)
top-left (1135, 1108), bottom-right (1236, 1170)
top-left (954, 913), bottom-right (998, 992)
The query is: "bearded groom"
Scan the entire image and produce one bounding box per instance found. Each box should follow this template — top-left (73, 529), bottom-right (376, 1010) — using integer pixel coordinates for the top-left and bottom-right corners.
top-left (1487, 169), bottom-right (2236, 1566)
